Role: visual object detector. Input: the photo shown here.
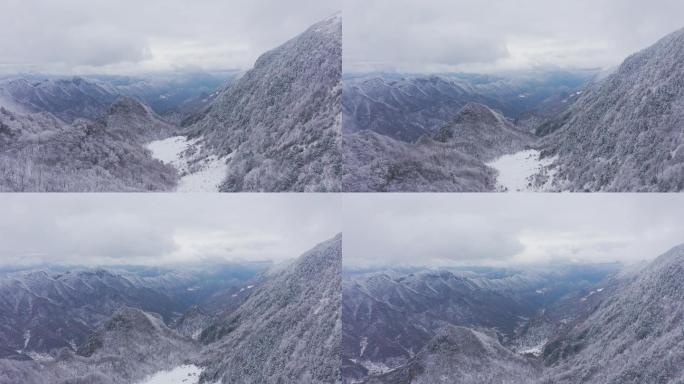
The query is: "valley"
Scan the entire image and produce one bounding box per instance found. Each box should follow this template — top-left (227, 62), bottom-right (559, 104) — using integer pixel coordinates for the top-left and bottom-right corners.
top-left (343, 246), bottom-right (684, 384)
top-left (0, 234), bottom-right (342, 384)
top-left (0, 14), bottom-right (342, 193)
top-left (343, 26), bottom-right (684, 192)
top-left (146, 136), bottom-right (230, 192)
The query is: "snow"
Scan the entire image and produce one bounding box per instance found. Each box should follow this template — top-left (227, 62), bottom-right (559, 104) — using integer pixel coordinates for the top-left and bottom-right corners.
top-left (487, 149), bottom-right (556, 192)
top-left (26, 352), bottom-right (54, 362)
top-left (146, 136), bottom-right (230, 192)
top-left (139, 365), bottom-right (203, 384)
top-left (520, 343), bottom-right (545, 357)
top-left (360, 336), bottom-right (368, 357)
top-left (147, 136), bottom-right (189, 167)
top-left (23, 330), bottom-right (30, 349)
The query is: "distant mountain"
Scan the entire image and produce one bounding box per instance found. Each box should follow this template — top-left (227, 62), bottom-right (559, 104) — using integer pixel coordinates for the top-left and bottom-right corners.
top-left (0, 72), bottom-right (235, 125)
top-left (353, 247), bottom-right (683, 384)
top-left (343, 265), bottom-right (619, 383)
top-left (0, 236), bottom-right (340, 384)
top-left (343, 130), bottom-right (497, 192)
top-left (0, 307), bottom-right (199, 384)
top-left (0, 266), bottom-right (259, 359)
top-left (0, 77), bottom-right (118, 123)
top-left (99, 96), bottom-right (177, 143)
top-left (362, 326), bottom-right (540, 384)
top-left (187, 14), bottom-right (342, 192)
top-left (342, 71), bottom-right (592, 142)
top-left (199, 234), bottom-right (342, 384)
top-left (343, 103), bottom-right (533, 192)
top-left (538, 27), bottom-right (684, 191)
top-left (342, 270), bottom-right (534, 380)
top-left (90, 71), bottom-right (238, 118)
top-left (434, 103), bottom-right (535, 160)
top-left (342, 76), bottom-right (490, 142)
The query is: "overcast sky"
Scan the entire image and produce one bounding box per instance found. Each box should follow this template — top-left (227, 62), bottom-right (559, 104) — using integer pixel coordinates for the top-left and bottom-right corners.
top-left (0, 0), bottom-right (339, 75)
top-left (343, 194), bottom-right (684, 269)
top-left (344, 0), bottom-right (684, 73)
top-left (0, 194), bottom-right (340, 267)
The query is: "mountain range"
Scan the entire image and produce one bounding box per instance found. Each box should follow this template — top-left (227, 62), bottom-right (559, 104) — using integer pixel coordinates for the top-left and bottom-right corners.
top-left (345, 246), bottom-right (683, 384)
top-left (0, 234), bottom-right (342, 384)
top-left (0, 14), bottom-right (342, 192)
top-left (343, 26), bottom-right (684, 192)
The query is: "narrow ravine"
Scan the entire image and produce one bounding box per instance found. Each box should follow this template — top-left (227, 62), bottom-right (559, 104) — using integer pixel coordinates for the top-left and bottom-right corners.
top-left (487, 149), bottom-right (556, 192)
top-left (146, 136), bottom-right (229, 192)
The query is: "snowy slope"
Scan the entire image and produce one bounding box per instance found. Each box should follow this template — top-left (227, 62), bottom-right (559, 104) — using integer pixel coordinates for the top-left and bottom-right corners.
top-left (146, 136), bottom-right (229, 192)
top-left (139, 365), bottom-right (203, 384)
top-left (188, 14), bottom-right (342, 192)
top-left (487, 150), bottom-right (557, 192)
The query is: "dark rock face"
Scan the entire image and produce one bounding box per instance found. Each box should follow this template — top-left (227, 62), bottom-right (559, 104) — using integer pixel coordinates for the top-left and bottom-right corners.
top-left (540, 28), bottom-right (684, 191)
top-left (0, 92), bottom-right (179, 192)
top-left (189, 14), bottom-right (343, 192)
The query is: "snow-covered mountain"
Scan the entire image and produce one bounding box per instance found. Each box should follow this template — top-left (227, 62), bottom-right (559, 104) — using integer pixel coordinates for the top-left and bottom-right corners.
top-left (342, 270), bottom-right (530, 380)
top-left (199, 234), bottom-right (342, 383)
top-left (0, 77), bottom-right (118, 123)
top-left (343, 103), bottom-right (533, 192)
top-left (186, 14), bottom-right (342, 192)
top-left (0, 96), bottom-right (179, 192)
top-left (0, 307), bottom-right (200, 384)
top-left (342, 71), bottom-right (592, 143)
top-left (434, 102), bottom-right (535, 160)
top-left (0, 265), bottom-right (261, 360)
top-left (343, 27), bottom-right (684, 192)
top-left (362, 326), bottom-right (540, 384)
top-left (343, 129), bottom-right (498, 192)
top-left (538, 27), bottom-right (684, 191)
top-left (350, 246), bottom-right (683, 384)
top-left (0, 235), bottom-right (342, 384)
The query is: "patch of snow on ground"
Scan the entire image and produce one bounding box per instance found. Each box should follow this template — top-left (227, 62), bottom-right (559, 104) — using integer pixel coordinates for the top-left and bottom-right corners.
top-left (349, 359), bottom-right (392, 377)
top-left (139, 364), bottom-right (203, 384)
top-left (26, 352), bottom-right (54, 362)
top-left (520, 343), bottom-right (545, 357)
top-left (146, 136), bottom-right (229, 192)
top-left (487, 149), bottom-right (556, 192)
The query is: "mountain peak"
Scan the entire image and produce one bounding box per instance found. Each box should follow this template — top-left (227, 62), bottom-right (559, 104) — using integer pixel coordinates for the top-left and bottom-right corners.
top-left (106, 96), bottom-right (150, 117)
top-left (428, 325), bottom-right (487, 354)
top-left (103, 307), bottom-right (164, 333)
top-left (454, 102), bottom-right (503, 126)
top-left (310, 12), bottom-right (342, 35)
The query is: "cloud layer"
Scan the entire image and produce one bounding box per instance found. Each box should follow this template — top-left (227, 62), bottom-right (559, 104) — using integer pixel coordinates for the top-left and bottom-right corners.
top-left (0, 0), bottom-right (340, 74)
top-left (0, 194), bottom-right (341, 267)
top-left (344, 0), bottom-right (684, 73)
top-left (343, 194), bottom-right (684, 268)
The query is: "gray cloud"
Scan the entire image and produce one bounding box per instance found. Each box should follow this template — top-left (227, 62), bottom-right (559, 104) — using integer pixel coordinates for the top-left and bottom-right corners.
top-left (343, 194), bottom-right (684, 268)
top-left (0, 0), bottom-right (340, 74)
top-left (344, 0), bottom-right (684, 73)
top-left (0, 194), bottom-right (341, 267)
